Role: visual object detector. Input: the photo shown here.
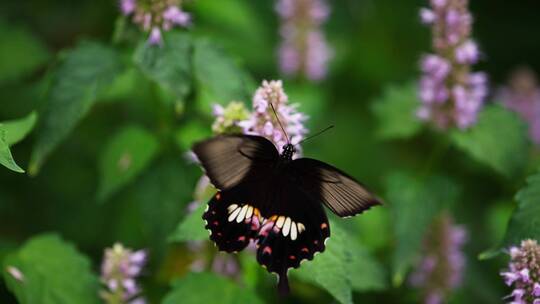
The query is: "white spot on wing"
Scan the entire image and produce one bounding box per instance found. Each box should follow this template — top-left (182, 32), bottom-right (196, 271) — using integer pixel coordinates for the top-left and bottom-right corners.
top-left (237, 205), bottom-right (248, 223)
top-left (282, 217), bottom-right (291, 237)
top-left (246, 206), bottom-right (253, 219)
top-left (297, 222), bottom-right (305, 233)
top-left (276, 216), bottom-right (285, 228)
top-left (228, 206), bottom-right (241, 222)
top-left (227, 204), bottom-right (238, 213)
top-left (290, 222), bottom-right (298, 240)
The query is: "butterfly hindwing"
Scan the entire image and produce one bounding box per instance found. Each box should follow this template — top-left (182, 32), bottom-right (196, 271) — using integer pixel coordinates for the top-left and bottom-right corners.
top-left (291, 158), bottom-right (382, 217)
top-left (203, 185), bottom-right (264, 253)
top-left (255, 180), bottom-right (330, 294)
top-left (193, 135), bottom-right (279, 190)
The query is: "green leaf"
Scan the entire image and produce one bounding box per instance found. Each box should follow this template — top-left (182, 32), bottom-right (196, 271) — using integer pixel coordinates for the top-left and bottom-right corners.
top-left (193, 38), bottom-right (252, 112)
top-left (162, 272), bottom-right (263, 304)
top-left (0, 129), bottom-right (24, 173)
top-left (348, 235), bottom-right (388, 292)
top-left (0, 20), bottom-right (50, 83)
top-left (168, 201), bottom-right (208, 243)
top-left (115, 156), bottom-right (196, 261)
top-left (386, 172), bottom-right (460, 286)
top-left (98, 126), bottom-right (160, 201)
top-left (502, 170), bottom-right (540, 248)
top-left (372, 82), bottom-right (423, 140)
top-left (451, 105), bottom-right (529, 178)
top-left (1, 111), bottom-right (38, 146)
top-left (2, 234), bottom-right (100, 304)
top-left (133, 32), bottom-right (192, 103)
top-left (29, 41), bottom-right (123, 174)
top-left (174, 119), bottom-right (212, 151)
top-left (294, 221), bottom-right (386, 304)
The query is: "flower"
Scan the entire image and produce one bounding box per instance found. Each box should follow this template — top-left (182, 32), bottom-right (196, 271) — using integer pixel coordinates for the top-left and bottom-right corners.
top-left (276, 0), bottom-right (332, 81)
top-left (119, 0), bottom-right (191, 45)
top-left (409, 213), bottom-right (467, 303)
top-left (100, 243), bottom-right (147, 304)
top-left (211, 102), bottom-right (251, 135)
top-left (501, 239), bottom-right (540, 303)
top-left (417, 0), bottom-right (488, 130)
top-left (497, 67), bottom-right (540, 145)
top-left (240, 80), bottom-right (308, 154)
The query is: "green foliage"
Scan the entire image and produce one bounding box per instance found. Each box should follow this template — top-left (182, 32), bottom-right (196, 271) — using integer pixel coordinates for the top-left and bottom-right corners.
top-left (451, 105), bottom-right (529, 178)
top-left (174, 119), bottom-right (212, 150)
top-left (192, 38), bottom-right (253, 112)
top-left (162, 272), bottom-right (263, 304)
top-left (294, 221), bottom-right (386, 304)
top-left (372, 83), bottom-right (423, 140)
top-left (2, 234), bottom-right (100, 304)
top-left (169, 201), bottom-right (209, 243)
top-left (385, 172), bottom-right (460, 286)
top-left (502, 170), bottom-right (540, 247)
top-left (98, 126), bottom-right (159, 201)
top-left (0, 20), bottom-right (50, 83)
top-left (29, 41), bottom-right (123, 174)
top-left (1, 111), bottom-right (38, 146)
top-left (133, 32), bottom-right (193, 104)
top-left (0, 128), bottom-right (24, 173)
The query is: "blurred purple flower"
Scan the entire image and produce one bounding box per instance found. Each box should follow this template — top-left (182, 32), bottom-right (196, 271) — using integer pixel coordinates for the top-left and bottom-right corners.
top-left (100, 243), bottom-right (147, 304)
top-left (276, 0), bottom-right (332, 81)
top-left (240, 80), bottom-right (308, 154)
top-left (409, 213), bottom-right (467, 303)
top-left (501, 239), bottom-right (540, 303)
top-left (497, 67), bottom-right (540, 145)
top-left (417, 0), bottom-right (488, 130)
top-left (118, 0), bottom-right (191, 46)
top-left (120, 0), bottom-right (136, 15)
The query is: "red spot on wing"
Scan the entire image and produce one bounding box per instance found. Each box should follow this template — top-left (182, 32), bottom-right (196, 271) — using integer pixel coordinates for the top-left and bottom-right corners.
top-left (263, 246), bottom-right (272, 255)
top-left (321, 223), bottom-right (328, 229)
top-left (216, 192), bottom-right (221, 200)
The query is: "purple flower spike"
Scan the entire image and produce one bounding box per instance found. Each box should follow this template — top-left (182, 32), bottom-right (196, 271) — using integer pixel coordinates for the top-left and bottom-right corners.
top-left (240, 80), bottom-right (308, 154)
top-left (118, 0), bottom-right (191, 46)
top-left (409, 213), bottom-right (467, 303)
top-left (120, 0), bottom-right (136, 15)
top-left (501, 239), bottom-right (540, 303)
top-left (100, 243), bottom-right (147, 304)
top-left (417, 0), bottom-right (487, 130)
top-left (276, 0), bottom-right (332, 81)
top-left (148, 27), bottom-right (162, 45)
top-left (497, 67), bottom-right (540, 145)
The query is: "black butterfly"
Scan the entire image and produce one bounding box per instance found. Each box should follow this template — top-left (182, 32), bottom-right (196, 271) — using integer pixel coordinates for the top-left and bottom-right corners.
top-left (193, 134), bottom-right (381, 294)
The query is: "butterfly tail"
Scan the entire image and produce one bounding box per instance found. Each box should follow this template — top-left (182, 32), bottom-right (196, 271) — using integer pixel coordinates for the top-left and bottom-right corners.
top-left (277, 271), bottom-right (290, 296)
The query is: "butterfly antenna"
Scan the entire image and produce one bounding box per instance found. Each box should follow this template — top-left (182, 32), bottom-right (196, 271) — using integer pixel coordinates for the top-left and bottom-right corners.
top-left (299, 125), bottom-right (334, 144)
top-left (270, 103), bottom-right (290, 143)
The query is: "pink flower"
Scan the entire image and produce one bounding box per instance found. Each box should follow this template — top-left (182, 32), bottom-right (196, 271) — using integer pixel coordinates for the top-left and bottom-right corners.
top-left (417, 0), bottom-right (487, 130)
top-left (501, 239), bottom-right (540, 303)
top-left (276, 0), bottom-right (332, 81)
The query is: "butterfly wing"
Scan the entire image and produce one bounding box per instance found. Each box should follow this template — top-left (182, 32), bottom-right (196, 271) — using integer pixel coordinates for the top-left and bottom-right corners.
top-left (254, 178), bottom-right (330, 295)
top-left (203, 183), bottom-right (264, 253)
top-left (193, 135), bottom-right (279, 190)
top-left (290, 158), bottom-right (381, 217)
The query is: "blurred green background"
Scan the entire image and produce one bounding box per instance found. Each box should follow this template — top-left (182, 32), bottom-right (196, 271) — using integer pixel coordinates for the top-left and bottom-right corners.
top-left (1, 0), bottom-right (540, 303)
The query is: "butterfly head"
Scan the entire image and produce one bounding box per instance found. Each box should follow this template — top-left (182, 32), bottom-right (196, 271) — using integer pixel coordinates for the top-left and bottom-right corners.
top-left (281, 144), bottom-right (296, 161)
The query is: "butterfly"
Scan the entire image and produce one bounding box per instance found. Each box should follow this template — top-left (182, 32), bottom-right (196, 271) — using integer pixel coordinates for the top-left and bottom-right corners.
top-left (192, 127), bottom-right (381, 294)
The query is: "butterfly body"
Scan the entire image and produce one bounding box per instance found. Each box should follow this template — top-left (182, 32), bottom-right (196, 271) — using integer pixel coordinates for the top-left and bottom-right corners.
top-left (193, 134), bottom-right (380, 294)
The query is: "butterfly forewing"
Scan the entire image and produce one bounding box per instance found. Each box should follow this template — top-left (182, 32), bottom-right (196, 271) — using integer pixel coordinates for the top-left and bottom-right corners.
top-left (193, 135), bottom-right (279, 190)
top-left (290, 158), bottom-right (381, 217)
